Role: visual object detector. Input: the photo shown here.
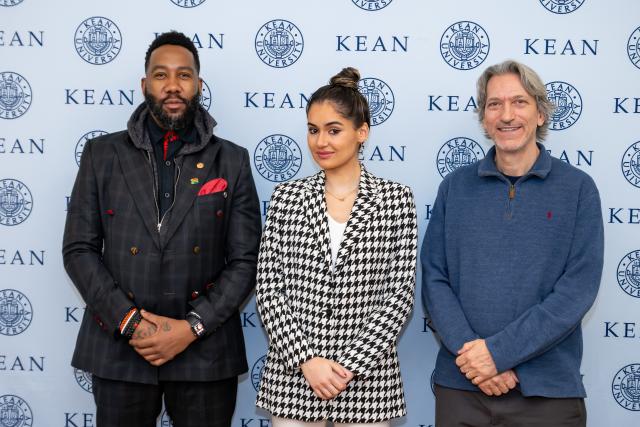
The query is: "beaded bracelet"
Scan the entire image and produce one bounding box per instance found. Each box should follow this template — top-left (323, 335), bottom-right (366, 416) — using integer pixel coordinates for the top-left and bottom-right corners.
top-left (121, 310), bottom-right (143, 338)
top-left (119, 307), bottom-right (137, 333)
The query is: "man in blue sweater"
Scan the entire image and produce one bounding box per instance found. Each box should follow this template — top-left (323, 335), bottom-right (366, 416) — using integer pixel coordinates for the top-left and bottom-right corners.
top-left (421, 60), bottom-right (604, 426)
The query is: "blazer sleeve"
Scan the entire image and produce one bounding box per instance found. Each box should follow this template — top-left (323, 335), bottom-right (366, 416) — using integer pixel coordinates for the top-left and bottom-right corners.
top-left (335, 185), bottom-right (417, 378)
top-left (62, 139), bottom-right (133, 335)
top-left (255, 185), bottom-right (317, 372)
top-left (189, 148), bottom-right (262, 333)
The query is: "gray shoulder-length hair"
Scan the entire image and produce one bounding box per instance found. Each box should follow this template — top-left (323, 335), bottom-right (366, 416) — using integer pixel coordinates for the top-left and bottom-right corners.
top-left (476, 60), bottom-right (555, 142)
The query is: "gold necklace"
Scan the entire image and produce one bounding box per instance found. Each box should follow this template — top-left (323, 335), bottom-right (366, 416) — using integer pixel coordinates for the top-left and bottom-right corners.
top-left (325, 185), bottom-right (358, 202)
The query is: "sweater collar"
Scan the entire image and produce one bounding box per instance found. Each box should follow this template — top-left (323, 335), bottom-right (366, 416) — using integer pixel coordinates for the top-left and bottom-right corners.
top-left (478, 142), bottom-right (551, 180)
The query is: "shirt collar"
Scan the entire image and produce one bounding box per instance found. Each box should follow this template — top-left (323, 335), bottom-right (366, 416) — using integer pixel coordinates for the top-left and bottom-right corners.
top-left (146, 115), bottom-right (196, 146)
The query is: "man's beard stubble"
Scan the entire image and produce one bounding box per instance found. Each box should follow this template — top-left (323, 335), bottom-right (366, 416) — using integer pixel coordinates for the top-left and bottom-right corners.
top-left (144, 90), bottom-right (201, 131)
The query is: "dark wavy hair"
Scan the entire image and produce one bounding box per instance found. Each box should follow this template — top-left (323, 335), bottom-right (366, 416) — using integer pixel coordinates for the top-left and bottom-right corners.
top-left (306, 67), bottom-right (370, 128)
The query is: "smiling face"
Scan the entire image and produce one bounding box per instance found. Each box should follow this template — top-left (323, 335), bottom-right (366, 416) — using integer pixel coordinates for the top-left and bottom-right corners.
top-left (482, 73), bottom-right (544, 156)
top-left (307, 101), bottom-right (368, 172)
top-left (141, 44), bottom-right (202, 130)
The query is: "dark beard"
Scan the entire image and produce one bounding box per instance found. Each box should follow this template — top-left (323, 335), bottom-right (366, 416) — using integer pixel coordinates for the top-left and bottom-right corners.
top-left (144, 90), bottom-right (201, 131)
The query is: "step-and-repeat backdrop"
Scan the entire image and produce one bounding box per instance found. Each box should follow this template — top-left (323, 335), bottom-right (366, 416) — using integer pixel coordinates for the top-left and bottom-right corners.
top-left (1, 1), bottom-right (639, 426)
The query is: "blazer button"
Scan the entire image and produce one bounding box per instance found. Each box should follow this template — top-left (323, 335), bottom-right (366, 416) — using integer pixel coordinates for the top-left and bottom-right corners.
top-left (191, 291), bottom-right (200, 300)
top-left (127, 292), bottom-right (135, 301)
top-left (94, 315), bottom-right (105, 329)
top-left (130, 246), bottom-right (139, 256)
top-left (193, 245), bottom-right (201, 254)
top-left (216, 209), bottom-right (224, 218)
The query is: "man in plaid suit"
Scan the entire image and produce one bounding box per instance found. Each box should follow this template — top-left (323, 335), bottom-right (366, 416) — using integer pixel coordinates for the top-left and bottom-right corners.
top-left (63, 31), bottom-right (261, 427)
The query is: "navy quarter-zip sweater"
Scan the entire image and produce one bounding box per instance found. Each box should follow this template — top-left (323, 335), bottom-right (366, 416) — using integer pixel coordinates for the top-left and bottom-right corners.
top-left (421, 144), bottom-right (604, 398)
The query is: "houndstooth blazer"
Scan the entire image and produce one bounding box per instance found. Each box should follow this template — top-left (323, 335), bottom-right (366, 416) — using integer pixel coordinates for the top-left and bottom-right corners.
top-left (255, 167), bottom-right (417, 423)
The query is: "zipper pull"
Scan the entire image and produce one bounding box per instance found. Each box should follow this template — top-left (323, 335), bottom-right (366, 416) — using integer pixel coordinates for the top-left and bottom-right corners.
top-left (157, 222), bottom-right (162, 232)
top-left (509, 184), bottom-right (516, 200)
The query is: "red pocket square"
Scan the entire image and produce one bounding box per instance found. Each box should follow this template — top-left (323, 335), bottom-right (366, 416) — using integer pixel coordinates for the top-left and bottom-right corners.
top-left (198, 178), bottom-right (227, 196)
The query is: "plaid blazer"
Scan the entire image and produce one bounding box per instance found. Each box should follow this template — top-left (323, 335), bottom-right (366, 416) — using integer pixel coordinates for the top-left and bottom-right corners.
top-left (63, 113), bottom-right (261, 384)
top-left (255, 168), bottom-right (417, 422)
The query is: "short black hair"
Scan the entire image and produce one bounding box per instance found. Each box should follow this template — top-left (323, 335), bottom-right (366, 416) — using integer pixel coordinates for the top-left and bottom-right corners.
top-left (145, 31), bottom-right (200, 73)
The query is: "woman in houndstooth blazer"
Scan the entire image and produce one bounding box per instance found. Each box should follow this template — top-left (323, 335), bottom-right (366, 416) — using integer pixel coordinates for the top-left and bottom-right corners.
top-left (255, 67), bottom-right (417, 427)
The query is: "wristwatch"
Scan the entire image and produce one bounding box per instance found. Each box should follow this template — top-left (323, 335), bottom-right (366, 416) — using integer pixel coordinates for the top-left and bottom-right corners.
top-left (186, 311), bottom-right (205, 338)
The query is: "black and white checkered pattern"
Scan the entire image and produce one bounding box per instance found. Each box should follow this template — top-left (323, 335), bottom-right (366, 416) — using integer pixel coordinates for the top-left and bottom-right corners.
top-left (255, 168), bottom-right (417, 423)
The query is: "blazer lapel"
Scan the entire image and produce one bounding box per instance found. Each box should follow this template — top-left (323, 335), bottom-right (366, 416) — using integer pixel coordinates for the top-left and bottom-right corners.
top-left (160, 140), bottom-right (222, 246)
top-left (303, 171), bottom-right (333, 271)
top-left (114, 140), bottom-right (161, 249)
top-left (334, 167), bottom-right (381, 269)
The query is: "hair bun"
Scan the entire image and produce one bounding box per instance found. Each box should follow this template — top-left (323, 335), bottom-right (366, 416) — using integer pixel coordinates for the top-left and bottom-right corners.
top-left (330, 67), bottom-right (361, 90)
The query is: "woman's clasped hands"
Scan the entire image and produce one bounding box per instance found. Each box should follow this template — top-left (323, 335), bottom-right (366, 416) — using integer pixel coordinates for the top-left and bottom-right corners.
top-left (301, 357), bottom-right (354, 400)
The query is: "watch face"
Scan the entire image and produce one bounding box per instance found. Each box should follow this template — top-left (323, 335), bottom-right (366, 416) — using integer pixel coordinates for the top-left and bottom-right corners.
top-left (193, 322), bottom-right (205, 337)
top-left (187, 312), bottom-right (205, 337)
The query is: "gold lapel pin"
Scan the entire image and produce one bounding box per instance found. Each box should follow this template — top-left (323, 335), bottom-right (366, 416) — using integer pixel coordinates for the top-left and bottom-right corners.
top-left (196, 162), bottom-right (204, 169)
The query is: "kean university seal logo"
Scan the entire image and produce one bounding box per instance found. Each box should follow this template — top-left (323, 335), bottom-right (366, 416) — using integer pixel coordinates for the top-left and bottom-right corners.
top-left (546, 81), bottom-right (582, 131)
top-left (0, 179), bottom-right (33, 226)
top-left (74, 17), bottom-right (122, 65)
top-left (621, 141), bottom-right (640, 188)
top-left (254, 134), bottom-right (302, 182)
top-left (0, 395), bottom-right (33, 427)
top-left (539, 0), bottom-right (585, 14)
top-left (612, 363), bottom-right (640, 411)
top-left (251, 355), bottom-right (267, 392)
top-left (628, 26), bottom-right (640, 70)
top-left (0, 0), bottom-right (24, 6)
top-left (76, 130), bottom-right (108, 167)
top-left (351, 0), bottom-right (392, 11)
top-left (617, 250), bottom-right (640, 298)
top-left (255, 20), bottom-right (304, 68)
top-left (74, 368), bottom-right (93, 393)
top-left (358, 77), bottom-right (394, 126)
top-left (170, 0), bottom-right (206, 7)
top-left (200, 79), bottom-right (212, 111)
top-left (440, 21), bottom-right (490, 70)
top-left (436, 137), bottom-right (485, 178)
top-left (0, 72), bottom-right (32, 120)
top-left (0, 289), bottom-right (33, 336)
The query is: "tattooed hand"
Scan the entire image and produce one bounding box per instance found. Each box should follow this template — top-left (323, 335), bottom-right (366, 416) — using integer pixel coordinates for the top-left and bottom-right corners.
top-left (131, 318), bottom-right (157, 340)
top-left (129, 310), bottom-right (196, 366)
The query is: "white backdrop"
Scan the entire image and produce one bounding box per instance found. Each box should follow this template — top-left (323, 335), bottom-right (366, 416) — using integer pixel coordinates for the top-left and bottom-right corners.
top-left (1, 1), bottom-right (639, 426)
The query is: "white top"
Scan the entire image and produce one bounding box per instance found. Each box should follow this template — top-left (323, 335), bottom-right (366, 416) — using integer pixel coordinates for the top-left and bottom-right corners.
top-left (327, 213), bottom-right (347, 270)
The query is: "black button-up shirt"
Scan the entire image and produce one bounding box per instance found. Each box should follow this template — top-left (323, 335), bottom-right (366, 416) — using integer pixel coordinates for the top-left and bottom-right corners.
top-left (147, 118), bottom-right (196, 220)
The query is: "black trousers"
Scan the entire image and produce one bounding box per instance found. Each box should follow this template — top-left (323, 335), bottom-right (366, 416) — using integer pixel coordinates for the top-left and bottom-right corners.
top-left (434, 385), bottom-right (586, 427)
top-left (92, 375), bottom-right (237, 427)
